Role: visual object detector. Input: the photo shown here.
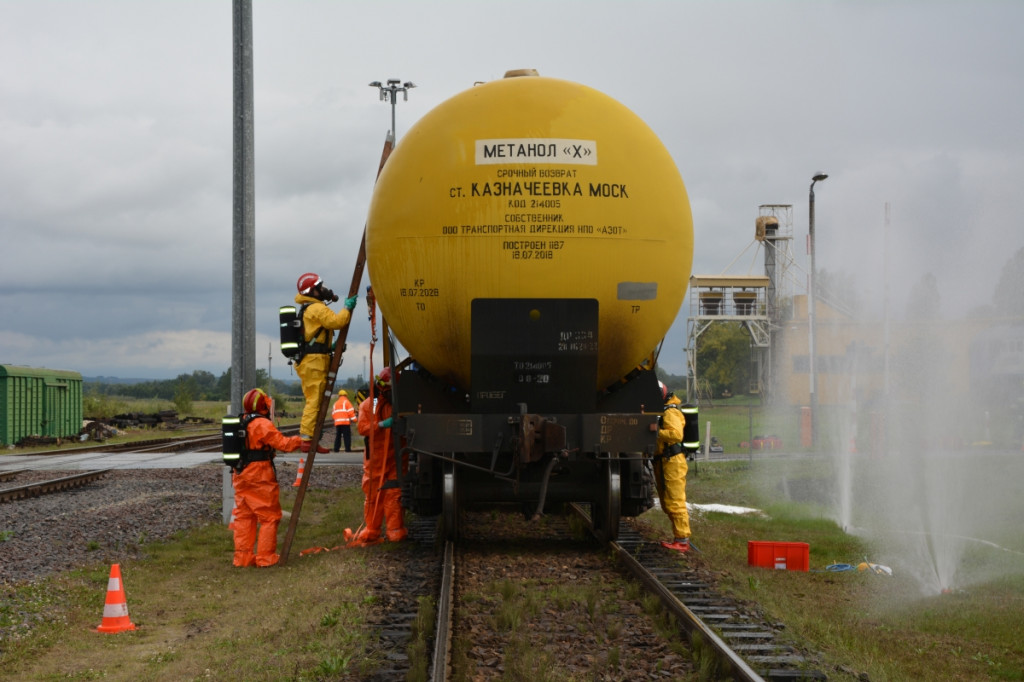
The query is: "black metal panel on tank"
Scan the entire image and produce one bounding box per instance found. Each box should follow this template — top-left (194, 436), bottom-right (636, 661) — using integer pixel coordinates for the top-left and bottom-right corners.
top-left (470, 298), bottom-right (598, 414)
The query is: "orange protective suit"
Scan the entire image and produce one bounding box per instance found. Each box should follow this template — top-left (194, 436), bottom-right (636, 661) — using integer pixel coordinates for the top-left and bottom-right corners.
top-left (232, 416), bottom-right (303, 567)
top-left (354, 394), bottom-right (407, 542)
top-left (294, 293), bottom-right (353, 440)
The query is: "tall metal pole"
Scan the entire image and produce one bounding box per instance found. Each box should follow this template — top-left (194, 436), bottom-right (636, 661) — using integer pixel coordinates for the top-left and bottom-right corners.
top-left (808, 172), bottom-right (827, 450)
top-left (883, 201), bottom-right (891, 457)
top-left (390, 97), bottom-right (397, 141)
top-left (883, 202), bottom-right (891, 401)
top-left (228, 0), bottom-right (256, 523)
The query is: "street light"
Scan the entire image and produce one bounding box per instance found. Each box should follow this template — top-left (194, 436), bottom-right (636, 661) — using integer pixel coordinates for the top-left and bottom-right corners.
top-left (808, 172), bottom-right (828, 450)
top-left (368, 78), bottom-right (416, 139)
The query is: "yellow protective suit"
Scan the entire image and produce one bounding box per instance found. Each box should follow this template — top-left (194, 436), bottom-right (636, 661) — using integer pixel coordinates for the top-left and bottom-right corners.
top-left (294, 293), bottom-right (352, 440)
top-left (232, 416), bottom-right (303, 567)
top-left (654, 394), bottom-right (691, 541)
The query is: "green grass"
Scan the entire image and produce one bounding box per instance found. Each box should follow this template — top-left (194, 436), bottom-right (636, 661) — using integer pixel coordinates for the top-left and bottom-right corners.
top-left (6, 453), bottom-right (1023, 681)
top-left (695, 401), bottom-right (809, 456)
top-left (80, 397), bottom-right (304, 424)
top-left (698, 397), bottom-right (1024, 454)
top-left (0, 483), bottom-right (396, 681)
top-left (636, 458), bottom-right (1024, 681)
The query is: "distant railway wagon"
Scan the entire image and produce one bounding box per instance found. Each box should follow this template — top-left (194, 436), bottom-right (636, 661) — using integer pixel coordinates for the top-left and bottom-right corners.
top-left (0, 365), bottom-right (82, 445)
top-left (365, 70), bottom-right (694, 540)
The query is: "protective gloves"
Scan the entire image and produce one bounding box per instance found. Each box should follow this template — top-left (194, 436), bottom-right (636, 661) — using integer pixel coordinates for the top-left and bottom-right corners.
top-left (344, 295), bottom-right (358, 311)
top-left (379, 417), bottom-right (393, 429)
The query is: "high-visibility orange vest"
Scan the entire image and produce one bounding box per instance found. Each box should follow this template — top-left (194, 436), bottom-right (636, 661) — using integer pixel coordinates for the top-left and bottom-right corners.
top-left (332, 396), bottom-right (355, 425)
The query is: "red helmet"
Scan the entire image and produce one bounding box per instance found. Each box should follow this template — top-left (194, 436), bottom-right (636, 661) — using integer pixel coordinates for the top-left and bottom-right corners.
top-left (297, 272), bottom-right (322, 295)
top-left (658, 381), bottom-right (668, 401)
top-left (376, 367), bottom-right (392, 390)
top-left (243, 388), bottom-right (271, 415)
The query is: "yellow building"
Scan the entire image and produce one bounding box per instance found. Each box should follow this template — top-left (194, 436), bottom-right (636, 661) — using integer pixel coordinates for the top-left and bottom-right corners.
top-left (777, 294), bottom-right (995, 408)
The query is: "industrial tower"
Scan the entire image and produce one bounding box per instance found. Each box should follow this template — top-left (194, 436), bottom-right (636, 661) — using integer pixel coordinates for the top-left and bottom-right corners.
top-left (685, 205), bottom-right (795, 403)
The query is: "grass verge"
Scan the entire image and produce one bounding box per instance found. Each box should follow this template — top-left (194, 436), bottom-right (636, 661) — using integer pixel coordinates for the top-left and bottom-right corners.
top-left (636, 458), bottom-right (1024, 681)
top-left (5, 456), bottom-right (1022, 681)
top-left (0, 483), bottom-right (384, 681)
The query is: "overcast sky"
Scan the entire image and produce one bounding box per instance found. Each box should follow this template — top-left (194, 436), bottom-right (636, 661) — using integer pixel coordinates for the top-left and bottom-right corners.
top-left (2, 1), bottom-right (1021, 381)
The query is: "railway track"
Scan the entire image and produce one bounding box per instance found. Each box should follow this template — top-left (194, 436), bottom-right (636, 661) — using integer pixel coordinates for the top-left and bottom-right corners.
top-left (608, 522), bottom-right (826, 681)
top-left (0, 424), bottom-right (309, 517)
top-left (0, 425), bottom-right (301, 505)
top-left (21, 424), bottom-right (302, 457)
top-left (4, 431), bottom-right (827, 678)
top-left (387, 507), bottom-right (828, 681)
top-left (0, 428), bottom-right (265, 503)
top-left (0, 469), bottom-right (113, 504)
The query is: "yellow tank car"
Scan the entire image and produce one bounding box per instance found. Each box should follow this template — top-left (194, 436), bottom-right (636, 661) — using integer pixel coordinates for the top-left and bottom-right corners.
top-left (366, 70), bottom-right (693, 391)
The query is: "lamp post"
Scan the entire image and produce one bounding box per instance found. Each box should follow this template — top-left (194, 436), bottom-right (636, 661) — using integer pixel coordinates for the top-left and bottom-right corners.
top-left (368, 78), bottom-right (416, 139)
top-left (808, 172), bottom-right (828, 450)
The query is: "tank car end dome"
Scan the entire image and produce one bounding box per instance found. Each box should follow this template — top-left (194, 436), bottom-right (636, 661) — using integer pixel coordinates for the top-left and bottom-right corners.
top-left (366, 72), bottom-right (694, 390)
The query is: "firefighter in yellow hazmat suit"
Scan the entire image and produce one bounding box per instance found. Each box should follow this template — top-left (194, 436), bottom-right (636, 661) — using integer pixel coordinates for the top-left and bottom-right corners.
top-left (654, 381), bottom-right (692, 552)
top-left (293, 272), bottom-right (357, 442)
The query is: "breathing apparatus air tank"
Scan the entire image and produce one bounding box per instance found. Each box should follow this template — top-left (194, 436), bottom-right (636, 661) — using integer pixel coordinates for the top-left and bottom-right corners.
top-left (682, 403), bottom-right (700, 453)
top-left (365, 70), bottom-right (694, 391)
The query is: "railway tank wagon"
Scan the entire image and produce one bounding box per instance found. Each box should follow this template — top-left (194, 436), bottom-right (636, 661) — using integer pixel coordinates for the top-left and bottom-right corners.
top-left (365, 69), bottom-right (693, 539)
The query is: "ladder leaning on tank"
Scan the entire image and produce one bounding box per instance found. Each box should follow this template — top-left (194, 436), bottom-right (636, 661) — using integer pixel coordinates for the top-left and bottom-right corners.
top-left (278, 132), bottom-right (394, 566)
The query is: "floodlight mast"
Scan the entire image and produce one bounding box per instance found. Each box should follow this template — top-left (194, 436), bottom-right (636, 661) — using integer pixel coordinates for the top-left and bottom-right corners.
top-left (808, 171), bottom-right (828, 450)
top-left (368, 78), bottom-right (416, 139)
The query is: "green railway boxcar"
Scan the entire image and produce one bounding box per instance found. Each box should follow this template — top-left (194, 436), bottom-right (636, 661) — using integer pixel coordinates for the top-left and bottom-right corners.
top-left (0, 365), bottom-right (83, 445)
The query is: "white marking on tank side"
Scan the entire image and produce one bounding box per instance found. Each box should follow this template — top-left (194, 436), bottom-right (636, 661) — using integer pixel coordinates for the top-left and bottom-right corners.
top-left (476, 139), bottom-right (598, 165)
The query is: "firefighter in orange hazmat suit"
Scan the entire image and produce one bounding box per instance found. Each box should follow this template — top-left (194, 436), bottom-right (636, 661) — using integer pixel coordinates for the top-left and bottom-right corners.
top-left (293, 272), bottom-right (357, 442)
top-left (654, 381), bottom-right (692, 553)
top-left (231, 388), bottom-right (324, 567)
top-left (348, 367), bottom-right (407, 543)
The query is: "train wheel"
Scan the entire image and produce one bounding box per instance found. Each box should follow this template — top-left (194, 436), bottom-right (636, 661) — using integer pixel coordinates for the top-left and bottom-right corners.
top-left (591, 460), bottom-right (621, 542)
top-left (442, 461), bottom-right (459, 541)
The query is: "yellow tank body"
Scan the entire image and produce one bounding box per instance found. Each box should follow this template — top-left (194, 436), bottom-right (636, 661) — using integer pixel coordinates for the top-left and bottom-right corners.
top-left (365, 72), bottom-right (693, 391)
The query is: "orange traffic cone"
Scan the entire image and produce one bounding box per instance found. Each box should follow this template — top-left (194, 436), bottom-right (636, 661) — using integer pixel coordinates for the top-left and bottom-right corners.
top-left (293, 458), bottom-right (305, 487)
top-left (95, 564), bottom-right (137, 633)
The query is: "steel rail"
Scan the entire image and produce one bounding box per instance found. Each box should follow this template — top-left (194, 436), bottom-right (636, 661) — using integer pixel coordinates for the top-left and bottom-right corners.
top-left (0, 469), bottom-right (29, 483)
top-left (0, 469), bottom-right (112, 504)
top-left (431, 539), bottom-right (455, 682)
top-left (18, 424), bottom-right (301, 458)
top-left (568, 502), bottom-right (774, 681)
top-left (607, 537), bottom-right (765, 682)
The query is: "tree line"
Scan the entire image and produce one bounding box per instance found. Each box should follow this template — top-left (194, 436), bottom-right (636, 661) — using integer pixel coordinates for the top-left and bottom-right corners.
top-left (84, 369), bottom-right (371, 404)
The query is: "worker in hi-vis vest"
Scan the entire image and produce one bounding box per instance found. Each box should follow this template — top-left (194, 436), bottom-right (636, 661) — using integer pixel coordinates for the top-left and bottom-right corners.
top-left (332, 389), bottom-right (356, 452)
